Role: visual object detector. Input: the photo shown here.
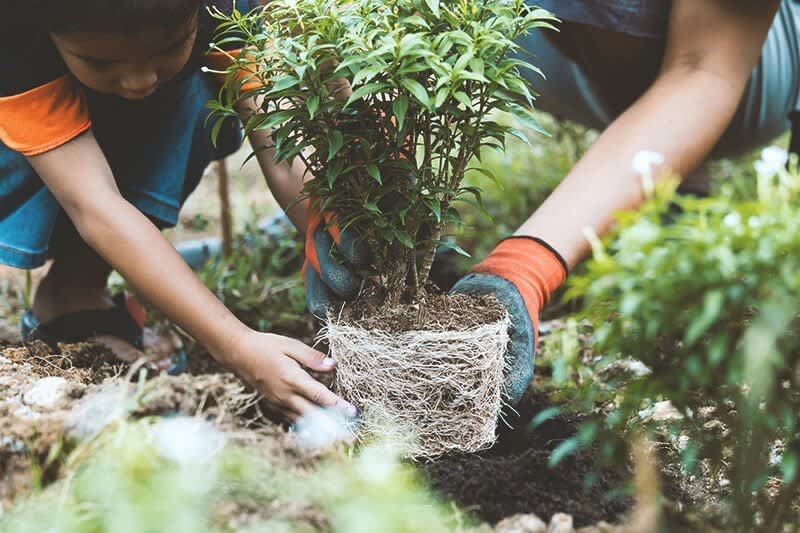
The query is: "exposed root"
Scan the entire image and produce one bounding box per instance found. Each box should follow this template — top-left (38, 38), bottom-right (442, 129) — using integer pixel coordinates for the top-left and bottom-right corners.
top-left (326, 313), bottom-right (510, 458)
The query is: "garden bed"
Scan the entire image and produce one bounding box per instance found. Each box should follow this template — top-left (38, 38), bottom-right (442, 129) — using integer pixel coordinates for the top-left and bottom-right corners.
top-left (0, 337), bottom-right (634, 531)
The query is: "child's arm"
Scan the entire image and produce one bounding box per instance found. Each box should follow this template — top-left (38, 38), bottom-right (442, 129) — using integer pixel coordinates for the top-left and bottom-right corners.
top-left (28, 130), bottom-right (356, 421)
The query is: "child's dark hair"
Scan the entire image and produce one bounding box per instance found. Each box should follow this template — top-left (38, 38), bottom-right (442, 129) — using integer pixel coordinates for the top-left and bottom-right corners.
top-left (32, 0), bottom-right (207, 34)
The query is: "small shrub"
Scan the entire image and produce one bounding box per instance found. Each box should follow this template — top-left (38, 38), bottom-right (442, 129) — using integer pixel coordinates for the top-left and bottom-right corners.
top-left (567, 152), bottom-right (800, 530)
top-left (210, 0), bottom-right (556, 303)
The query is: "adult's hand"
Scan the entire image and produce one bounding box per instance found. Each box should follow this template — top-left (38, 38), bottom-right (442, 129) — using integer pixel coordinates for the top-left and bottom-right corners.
top-left (450, 236), bottom-right (567, 404)
top-left (303, 202), bottom-right (370, 318)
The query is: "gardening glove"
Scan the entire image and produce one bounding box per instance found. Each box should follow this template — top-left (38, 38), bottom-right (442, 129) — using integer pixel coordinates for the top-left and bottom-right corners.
top-left (450, 236), bottom-right (568, 404)
top-left (303, 203), bottom-right (370, 319)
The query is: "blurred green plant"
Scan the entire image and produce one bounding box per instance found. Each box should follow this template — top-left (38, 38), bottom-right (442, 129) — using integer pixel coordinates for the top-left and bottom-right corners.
top-left (563, 149), bottom-right (800, 531)
top-left (0, 419), bottom-right (465, 533)
top-left (197, 219), bottom-right (313, 338)
top-left (210, 0), bottom-right (556, 304)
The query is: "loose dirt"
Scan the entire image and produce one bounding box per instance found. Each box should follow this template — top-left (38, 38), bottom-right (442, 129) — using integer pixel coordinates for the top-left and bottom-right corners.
top-left (422, 392), bottom-right (632, 528)
top-left (342, 291), bottom-right (506, 333)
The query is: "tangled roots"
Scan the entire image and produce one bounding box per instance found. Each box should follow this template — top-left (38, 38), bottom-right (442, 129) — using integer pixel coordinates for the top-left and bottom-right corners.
top-left (326, 314), bottom-right (510, 458)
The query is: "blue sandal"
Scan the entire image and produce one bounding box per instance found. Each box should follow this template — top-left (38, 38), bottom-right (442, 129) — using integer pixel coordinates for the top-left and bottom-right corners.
top-left (20, 292), bottom-right (188, 375)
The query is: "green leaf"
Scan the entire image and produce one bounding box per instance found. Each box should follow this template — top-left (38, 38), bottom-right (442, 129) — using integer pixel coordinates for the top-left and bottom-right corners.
top-left (344, 82), bottom-right (391, 108)
top-left (549, 437), bottom-right (579, 467)
top-left (327, 130), bottom-right (344, 161)
top-left (366, 163), bottom-right (382, 184)
top-left (266, 75), bottom-right (300, 95)
top-left (393, 228), bottom-right (415, 249)
top-left (424, 0), bottom-right (440, 17)
top-left (453, 91), bottom-right (473, 110)
top-left (434, 87), bottom-right (448, 109)
top-left (685, 289), bottom-right (724, 346)
top-left (438, 240), bottom-right (470, 257)
top-left (400, 78), bottom-right (432, 109)
top-left (306, 95), bottom-right (320, 119)
top-left (424, 198), bottom-right (441, 222)
top-left (392, 95), bottom-right (409, 131)
top-left (531, 407), bottom-right (561, 428)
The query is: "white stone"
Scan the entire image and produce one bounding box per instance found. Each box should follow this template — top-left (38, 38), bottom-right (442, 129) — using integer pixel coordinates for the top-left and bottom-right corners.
top-left (22, 377), bottom-right (72, 410)
top-left (547, 513), bottom-right (575, 533)
top-left (64, 382), bottom-right (134, 439)
top-left (617, 359), bottom-right (651, 377)
top-left (649, 400), bottom-right (683, 422)
top-left (495, 513), bottom-right (547, 533)
top-left (293, 408), bottom-right (356, 451)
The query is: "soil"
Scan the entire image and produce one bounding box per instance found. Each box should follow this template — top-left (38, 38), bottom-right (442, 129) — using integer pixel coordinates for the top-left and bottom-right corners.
top-left (422, 391), bottom-right (632, 528)
top-left (343, 291), bottom-right (506, 333)
top-left (1, 333), bottom-right (632, 530)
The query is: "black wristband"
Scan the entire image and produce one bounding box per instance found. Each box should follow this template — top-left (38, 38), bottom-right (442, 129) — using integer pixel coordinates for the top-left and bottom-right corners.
top-left (498, 235), bottom-right (570, 278)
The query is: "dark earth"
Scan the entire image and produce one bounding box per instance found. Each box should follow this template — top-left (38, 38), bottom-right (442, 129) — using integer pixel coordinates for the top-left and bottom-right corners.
top-left (423, 392), bottom-right (631, 528)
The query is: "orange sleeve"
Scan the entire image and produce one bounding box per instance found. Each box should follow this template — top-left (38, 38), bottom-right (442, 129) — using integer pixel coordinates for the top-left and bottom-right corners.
top-left (205, 48), bottom-right (263, 93)
top-left (0, 75), bottom-right (91, 156)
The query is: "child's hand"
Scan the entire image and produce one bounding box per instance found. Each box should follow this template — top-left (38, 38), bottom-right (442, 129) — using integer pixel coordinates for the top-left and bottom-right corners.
top-left (230, 329), bottom-right (357, 422)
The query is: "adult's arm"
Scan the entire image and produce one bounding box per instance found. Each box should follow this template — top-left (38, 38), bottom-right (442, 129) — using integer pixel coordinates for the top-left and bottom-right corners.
top-left (517, 0), bottom-right (781, 267)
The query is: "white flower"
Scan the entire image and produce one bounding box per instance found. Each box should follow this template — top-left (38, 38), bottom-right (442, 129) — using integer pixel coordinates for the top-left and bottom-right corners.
top-left (722, 212), bottom-right (741, 228)
top-left (632, 150), bottom-right (665, 177)
top-left (152, 416), bottom-right (226, 465)
top-left (754, 146), bottom-right (788, 177)
top-left (748, 216), bottom-right (762, 229)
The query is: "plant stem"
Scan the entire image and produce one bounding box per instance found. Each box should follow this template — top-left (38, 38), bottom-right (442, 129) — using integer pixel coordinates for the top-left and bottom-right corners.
top-left (217, 159), bottom-right (234, 258)
top-left (416, 220), bottom-right (442, 294)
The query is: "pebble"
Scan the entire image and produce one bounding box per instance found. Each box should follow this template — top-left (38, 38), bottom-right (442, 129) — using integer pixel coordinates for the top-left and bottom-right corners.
top-left (640, 400), bottom-right (683, 422)
top-left (495, 513), bottom-right (547, 533)
top-left (64, 383), bottom-right (134, 439)
top-left (22, 377), bottom-right (73, 410)
top-left (576, 522), bottom-right (620, 533)
top-left (293, 408), bottom-right (356, 451)
top-left (547, 513), bottom-right (574, 533)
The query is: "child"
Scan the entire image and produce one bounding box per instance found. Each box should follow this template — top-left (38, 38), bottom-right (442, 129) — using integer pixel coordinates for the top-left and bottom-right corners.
top-left (0, 0), bottom-right (356, 421)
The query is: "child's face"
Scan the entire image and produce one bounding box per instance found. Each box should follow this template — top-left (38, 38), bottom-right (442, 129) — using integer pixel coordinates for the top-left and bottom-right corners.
top-left (51, 13), bottom-right (199, 100)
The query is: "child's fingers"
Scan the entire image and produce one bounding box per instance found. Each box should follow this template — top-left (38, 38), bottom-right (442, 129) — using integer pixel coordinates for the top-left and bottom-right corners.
top-left (284, 337), bottom-right (336, 372)
top-left (288, 396), bottom-right (321, 419)
top-left (292, 372), bottom-right (357, 417)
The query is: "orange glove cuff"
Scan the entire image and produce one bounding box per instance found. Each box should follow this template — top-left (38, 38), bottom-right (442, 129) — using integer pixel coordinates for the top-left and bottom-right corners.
top-left (471, 236), bottom-right (568, 317)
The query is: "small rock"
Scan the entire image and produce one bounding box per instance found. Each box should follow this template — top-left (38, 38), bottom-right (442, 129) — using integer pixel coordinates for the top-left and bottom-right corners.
top-left (576, 522), bottom-right (618, 533)
top-left (23, 377), bottom-right (73, 410)
top-left (65, 382), bottom-right (134, 439)
top-left (293, 408), bottom-right (356, 451)
top-left (547, 513), bottom-right (574, 533)
top-left (12, 404), bottom-right (41, 420)
top-left (495, 513), bottom-right (547, 533)
top-left (649, 400), bottom-right (683, 422)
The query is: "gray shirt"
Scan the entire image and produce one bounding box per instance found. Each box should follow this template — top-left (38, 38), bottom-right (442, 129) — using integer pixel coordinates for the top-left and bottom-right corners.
top-left (526, 1), bottom-right (800, 156)
top-left (537, 0), bottom-right (671, 39)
